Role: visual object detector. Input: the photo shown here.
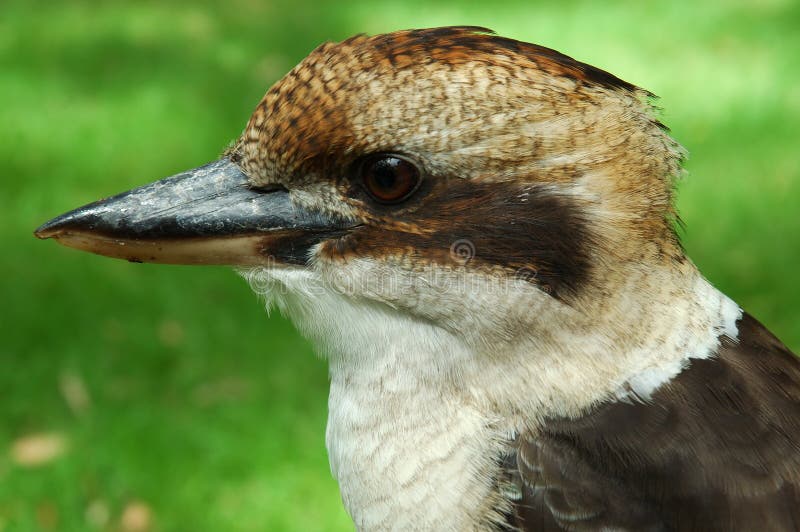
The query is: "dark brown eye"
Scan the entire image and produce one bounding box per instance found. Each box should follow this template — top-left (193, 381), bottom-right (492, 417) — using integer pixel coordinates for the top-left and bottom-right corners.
top-left (361, 155), bottom-right (421, 204)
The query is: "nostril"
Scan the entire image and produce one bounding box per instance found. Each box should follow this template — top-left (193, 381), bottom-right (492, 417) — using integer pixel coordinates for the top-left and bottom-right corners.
top-left (247, 183), bottom-right (289, 194)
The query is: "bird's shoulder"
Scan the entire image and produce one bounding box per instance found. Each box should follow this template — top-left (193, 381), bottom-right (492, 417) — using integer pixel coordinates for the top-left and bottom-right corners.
top-left (506, 312), bottom-right (800, 531)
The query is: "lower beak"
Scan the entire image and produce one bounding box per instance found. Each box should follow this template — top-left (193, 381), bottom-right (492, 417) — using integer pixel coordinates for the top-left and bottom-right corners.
top-left (34, 157), bottom-right (354, 266)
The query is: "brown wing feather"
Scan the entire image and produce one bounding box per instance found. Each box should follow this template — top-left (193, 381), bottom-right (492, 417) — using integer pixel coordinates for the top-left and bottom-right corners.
top-left (507, 313), bottom-right (800, 531)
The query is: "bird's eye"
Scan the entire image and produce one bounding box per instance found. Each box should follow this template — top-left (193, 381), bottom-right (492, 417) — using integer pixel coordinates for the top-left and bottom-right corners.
top-left (360, 155), bottom-right (421, 204)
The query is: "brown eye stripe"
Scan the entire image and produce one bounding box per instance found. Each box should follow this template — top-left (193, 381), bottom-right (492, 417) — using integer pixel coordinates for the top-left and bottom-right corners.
top-left (322, 179), bottom-right (593, 300)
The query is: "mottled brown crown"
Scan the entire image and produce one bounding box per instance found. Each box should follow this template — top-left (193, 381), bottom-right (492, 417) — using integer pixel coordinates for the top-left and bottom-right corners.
top-left (235, 26), bottom-right (670, 183)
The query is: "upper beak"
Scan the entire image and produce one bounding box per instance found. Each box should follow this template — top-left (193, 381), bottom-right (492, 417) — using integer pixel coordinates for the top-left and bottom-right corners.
top-left (34, 157), bottom-right (355, 266)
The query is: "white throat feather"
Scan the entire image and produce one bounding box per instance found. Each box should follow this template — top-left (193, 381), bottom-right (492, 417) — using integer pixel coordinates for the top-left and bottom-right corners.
top-left (240, 260), bottom-right (741, 530)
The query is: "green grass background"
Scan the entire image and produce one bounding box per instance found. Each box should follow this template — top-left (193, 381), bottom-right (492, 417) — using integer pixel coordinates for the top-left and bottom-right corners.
top-left (1, 0), bottom-right (798, 530)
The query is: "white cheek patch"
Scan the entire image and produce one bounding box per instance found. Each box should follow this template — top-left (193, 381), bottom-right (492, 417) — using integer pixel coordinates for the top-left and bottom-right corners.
top-left (616, 275), bottom-right (743, 402)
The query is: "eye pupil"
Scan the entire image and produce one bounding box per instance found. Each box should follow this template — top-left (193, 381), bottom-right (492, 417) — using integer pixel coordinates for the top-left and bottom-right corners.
top-left (362, 155), bottom-right (421, 204)
top-left (372, 159), bottom-right (399, 189)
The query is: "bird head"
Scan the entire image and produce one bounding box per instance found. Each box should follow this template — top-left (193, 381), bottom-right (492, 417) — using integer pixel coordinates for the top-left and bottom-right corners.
top-left (36, 27), bottom-right (692, 410)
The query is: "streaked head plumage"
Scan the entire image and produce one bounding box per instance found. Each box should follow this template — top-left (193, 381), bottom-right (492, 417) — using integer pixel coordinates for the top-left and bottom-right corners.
top-left (231, 26), bottom-right (685, 310)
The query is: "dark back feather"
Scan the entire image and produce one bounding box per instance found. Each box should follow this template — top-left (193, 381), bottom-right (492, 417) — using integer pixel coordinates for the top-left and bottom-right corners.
top-left (508, 313), bottom-right (800, 531)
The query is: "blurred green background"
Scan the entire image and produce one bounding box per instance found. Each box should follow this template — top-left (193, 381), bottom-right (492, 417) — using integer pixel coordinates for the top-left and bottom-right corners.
top-left (1, 0), bottom-right (798, 530)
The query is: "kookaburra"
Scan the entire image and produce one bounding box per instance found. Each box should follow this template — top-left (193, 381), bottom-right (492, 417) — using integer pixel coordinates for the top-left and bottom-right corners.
top-left (36, 27), bottom-right (800, 531)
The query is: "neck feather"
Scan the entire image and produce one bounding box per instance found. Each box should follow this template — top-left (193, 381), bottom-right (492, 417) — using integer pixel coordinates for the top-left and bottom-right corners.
top-left (241, 259), bottom-right (741, 528)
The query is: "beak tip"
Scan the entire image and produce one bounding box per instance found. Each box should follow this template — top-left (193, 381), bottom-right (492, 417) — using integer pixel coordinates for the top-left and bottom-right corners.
top-left (34, 214), bottom-right (74, 240)
top-left (34, 222), bottom-right (58, 240)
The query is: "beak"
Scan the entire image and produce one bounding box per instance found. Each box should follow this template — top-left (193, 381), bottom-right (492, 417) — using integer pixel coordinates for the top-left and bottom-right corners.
top-left (34, 157), bottom-right (355, 266)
